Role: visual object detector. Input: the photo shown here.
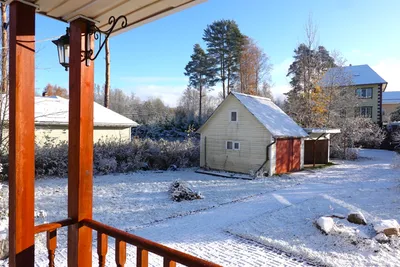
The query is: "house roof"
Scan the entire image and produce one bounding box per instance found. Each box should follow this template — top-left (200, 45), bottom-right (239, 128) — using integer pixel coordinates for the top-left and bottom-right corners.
top-left (383, 91), bottom-right (400, 104)
top-left (1, 95), bottom-right (138, 127)
top-left (198, 92), bottom-right (308, 138)
top-left (321, 64), bottom-right (387, 89)
top-left (13, 0), bottom-right (205, 37)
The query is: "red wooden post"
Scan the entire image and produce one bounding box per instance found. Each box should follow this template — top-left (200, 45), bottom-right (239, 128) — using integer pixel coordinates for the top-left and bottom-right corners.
top-left (115, 239), bottom-right (126, 267)
top-left (163, 258), bottom-right (177, 267)
top-left (47, 230), bottom-right (57, 267)
top-left (67, 18), bottom-right (95, 267)
top-left (137, 247), bottom-right (149, 267)
top-left (8, 1), bottom-right (36, 266)
top-left (97, 232), bottom-right (108, 267)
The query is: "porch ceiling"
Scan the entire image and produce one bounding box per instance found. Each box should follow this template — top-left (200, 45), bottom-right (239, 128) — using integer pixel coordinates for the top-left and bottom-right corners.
top-left (9, 0), bottom-right (205, 36)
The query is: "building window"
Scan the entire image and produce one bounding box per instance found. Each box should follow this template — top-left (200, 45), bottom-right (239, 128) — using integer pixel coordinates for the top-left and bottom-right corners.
top-left (355, 88), bottom-right (373, 99)
top-left (230, 111), bottom-right (237, 122)
top-left (226, 141), bottom-right (240, 150)
top-left (356, 106), bottom-right (373, 118)
top-left (234, 142), bottom-right (240, 150)
top-left (226, 141), bottom-right (233, 150)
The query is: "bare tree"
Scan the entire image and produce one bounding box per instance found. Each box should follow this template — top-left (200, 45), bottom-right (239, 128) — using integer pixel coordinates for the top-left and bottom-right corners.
top-left (0, 3), bottom-right (8, 157)
top-left (237, 37), bottom-right (272, 96)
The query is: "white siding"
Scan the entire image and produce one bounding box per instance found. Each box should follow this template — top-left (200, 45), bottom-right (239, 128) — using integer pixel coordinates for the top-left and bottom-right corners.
top-left (35, 125), bottom-right (131, 145)
top-left (200, 95), bottom-right (273, 175)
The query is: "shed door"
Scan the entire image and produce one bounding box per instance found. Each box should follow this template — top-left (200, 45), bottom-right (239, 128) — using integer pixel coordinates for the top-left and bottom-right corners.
top-left (276, 138), bottom-right (301, 174)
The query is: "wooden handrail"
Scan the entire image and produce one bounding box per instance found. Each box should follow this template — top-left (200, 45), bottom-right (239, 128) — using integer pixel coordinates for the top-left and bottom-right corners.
top-left (34, 218), bottom-right (75, 234)
top-left (82, 218), bottom-right (222, 267)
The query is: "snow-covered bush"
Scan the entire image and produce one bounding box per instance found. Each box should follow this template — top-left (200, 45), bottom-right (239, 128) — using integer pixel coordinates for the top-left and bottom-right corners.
top-left (169, 180), bottom-right (203, 202)
top-left (392, 153), bottom-right (400, 169)
top-left (0, 137), bottom-right (200, 179)
top-left (35, 140), bottom-right (68, 177)
top-left (345, 148), bottom-right (359, 160)
top-left (330, 117), bottom-right (385, 159)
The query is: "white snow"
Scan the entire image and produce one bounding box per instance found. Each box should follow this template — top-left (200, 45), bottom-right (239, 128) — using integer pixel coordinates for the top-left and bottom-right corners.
top-left (0, 149), bottom-right (399, 266)
top-left (232, 92), bottom-right (308, 138)
top-left (374, 219), bottom-right (400, 233)
top-left (316, 217), bottom-right (335, 234)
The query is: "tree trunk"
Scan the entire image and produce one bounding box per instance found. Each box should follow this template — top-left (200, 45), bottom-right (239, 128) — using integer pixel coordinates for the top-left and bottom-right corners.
top-left (104, 38), bottom-right (110, 108)
top-left (221, 59), bottom-right (225, 99)
top-left (227, 67), bottom-right (230, 95)
top-left (1, 3), bottom-right (7, 93)
top-left (199, 83), bottom-right (202, 124)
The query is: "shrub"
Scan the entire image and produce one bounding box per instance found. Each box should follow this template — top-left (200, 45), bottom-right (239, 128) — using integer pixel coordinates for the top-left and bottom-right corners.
top-left (0, 137), bottom-right (200, 180)
top-left (168, 180), bottom-right (203, 202)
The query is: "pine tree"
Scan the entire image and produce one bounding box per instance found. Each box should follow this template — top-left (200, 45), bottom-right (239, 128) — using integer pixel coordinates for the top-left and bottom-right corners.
top-left (285, 44), bottom-right (336, 127)
top-left (203, 20), bottom-right (244, 99)
top-left (184, 44), bottom-right (216, 123)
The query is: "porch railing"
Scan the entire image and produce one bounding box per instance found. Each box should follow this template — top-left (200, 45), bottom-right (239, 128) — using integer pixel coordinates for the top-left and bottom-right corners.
top-left (35, 218), bottom-right (221, 267)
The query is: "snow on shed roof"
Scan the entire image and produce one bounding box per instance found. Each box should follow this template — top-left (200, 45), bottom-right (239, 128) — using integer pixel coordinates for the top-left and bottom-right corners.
top-left (231, 92), bottom-right (308, 138)
top-left (321, 64), bottom-right (387, 88)
top-left (1, 95), bottom-right (138, 127)
top-left (383, 91), bottom-right (400, 104)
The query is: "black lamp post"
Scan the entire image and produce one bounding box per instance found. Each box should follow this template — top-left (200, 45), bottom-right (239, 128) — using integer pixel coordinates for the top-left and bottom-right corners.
top-left (52, 28), bottom-right (70, 71)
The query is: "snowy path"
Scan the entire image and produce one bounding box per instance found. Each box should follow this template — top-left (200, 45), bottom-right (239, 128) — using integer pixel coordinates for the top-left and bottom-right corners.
top-left (132, 183), bottom-right (344, 266)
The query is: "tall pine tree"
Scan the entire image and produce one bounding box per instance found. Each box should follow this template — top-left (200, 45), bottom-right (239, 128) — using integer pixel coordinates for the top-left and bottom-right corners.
top-left (184, 44), bottom-right (216, 123)
top-left (203, 20), bottom-right (243, 99)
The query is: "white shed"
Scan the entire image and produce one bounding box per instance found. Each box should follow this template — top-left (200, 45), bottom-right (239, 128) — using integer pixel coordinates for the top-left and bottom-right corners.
top-left (198, 92), bottom-right (308, 176)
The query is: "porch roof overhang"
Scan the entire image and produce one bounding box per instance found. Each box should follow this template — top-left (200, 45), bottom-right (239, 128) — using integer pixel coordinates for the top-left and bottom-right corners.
top-left (6, 0), bottom-right (206, 36)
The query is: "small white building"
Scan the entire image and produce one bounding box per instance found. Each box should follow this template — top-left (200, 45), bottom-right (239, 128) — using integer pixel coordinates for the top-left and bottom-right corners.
top-left (2, 95), bottom-right (138, 144)
top-left (197, 92), bottom-right (308, 176)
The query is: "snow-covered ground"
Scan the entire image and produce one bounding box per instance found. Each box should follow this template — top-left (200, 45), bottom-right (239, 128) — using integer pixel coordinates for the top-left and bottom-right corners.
top-left (0, 149), bottom-right (399, 266)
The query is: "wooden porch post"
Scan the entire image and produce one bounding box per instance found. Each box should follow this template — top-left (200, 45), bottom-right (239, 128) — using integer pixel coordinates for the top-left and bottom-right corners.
top-left (8, 1), bottom-right (36, 266)
top-left (68, 18), bottom-right (94, 267)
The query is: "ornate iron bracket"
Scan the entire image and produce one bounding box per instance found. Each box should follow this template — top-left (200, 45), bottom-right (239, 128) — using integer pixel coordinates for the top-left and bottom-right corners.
top-left (82, 15), bottom-right (128, 66)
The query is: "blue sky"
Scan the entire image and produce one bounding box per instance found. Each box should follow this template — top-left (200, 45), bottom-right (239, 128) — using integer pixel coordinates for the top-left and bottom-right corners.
top-left (35, 0), bottom-right (400, 106)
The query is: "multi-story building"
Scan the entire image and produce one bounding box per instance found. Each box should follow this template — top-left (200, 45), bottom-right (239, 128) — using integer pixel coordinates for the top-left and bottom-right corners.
top-left (323, 64), bottom-right (387, 125)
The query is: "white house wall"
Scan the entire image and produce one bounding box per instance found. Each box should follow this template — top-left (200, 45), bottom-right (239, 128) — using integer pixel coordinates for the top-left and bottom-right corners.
top-left (35, 125), bottom-right (132, 145)
top-left (200, 95), bottom-right (273, 175)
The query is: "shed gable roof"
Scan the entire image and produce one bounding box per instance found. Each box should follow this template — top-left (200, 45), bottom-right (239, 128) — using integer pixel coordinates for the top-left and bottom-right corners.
top-left (198, 92), bottom-right (308, 138)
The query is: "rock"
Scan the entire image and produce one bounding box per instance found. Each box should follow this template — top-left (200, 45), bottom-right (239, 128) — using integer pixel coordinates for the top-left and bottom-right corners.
top-left (383, 228), bottom-right (400, 237)
top-left (347, 211), bottom-right (367, 225)
top-left (325, 213), bottom-right (346, 219)
top-left (316, 216), bottom-right (335, 234)
top-left (374, 219), bottom-right (400, 236)
top-left (374, 233), bottom-right (390, 244)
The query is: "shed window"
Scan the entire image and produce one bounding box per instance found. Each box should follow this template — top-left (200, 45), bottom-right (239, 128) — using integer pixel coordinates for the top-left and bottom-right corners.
top-left (230, 111), bottom-right (237, 122)
top-left (226, 141), bottom-right (233, 150)
top-left (227, 141), bottom-right (240, 150)
top-left (234, 142), bottom-right (240, 150)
